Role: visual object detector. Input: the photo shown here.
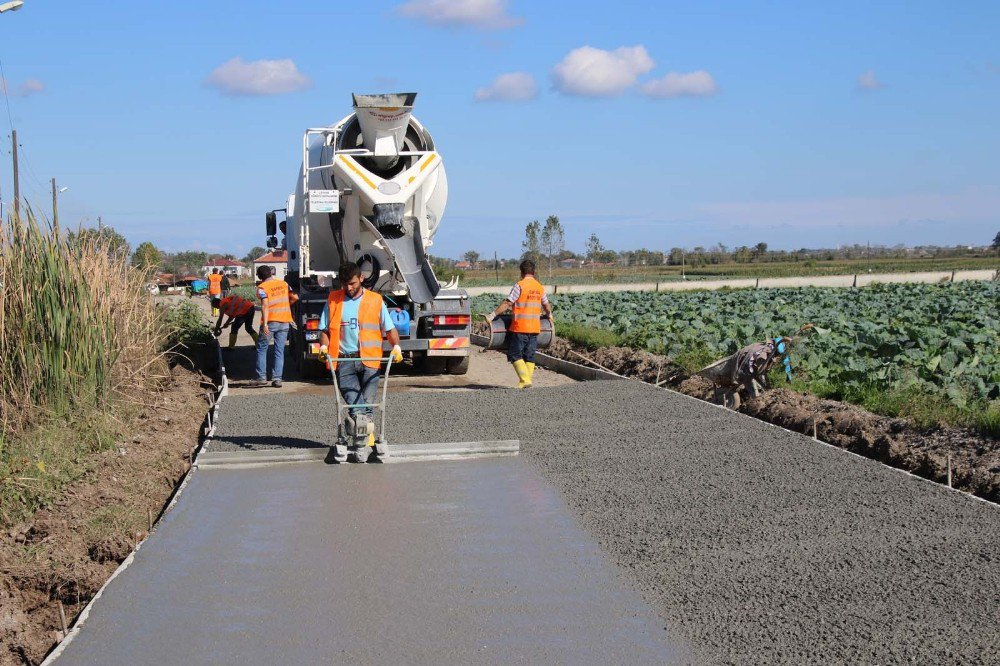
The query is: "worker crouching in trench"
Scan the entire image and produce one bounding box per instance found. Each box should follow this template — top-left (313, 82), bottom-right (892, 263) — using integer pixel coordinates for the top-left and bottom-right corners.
top-left (318, 262), bottom-right (402, 462)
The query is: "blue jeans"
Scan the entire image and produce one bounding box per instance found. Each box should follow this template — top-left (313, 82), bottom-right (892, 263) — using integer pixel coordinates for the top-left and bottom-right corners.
top-left (507, 332), bottom-right (538, 363)
top-left (255, 322), bottom-right (289, 381)
top-left (336, 359), bottom-right (380, 417)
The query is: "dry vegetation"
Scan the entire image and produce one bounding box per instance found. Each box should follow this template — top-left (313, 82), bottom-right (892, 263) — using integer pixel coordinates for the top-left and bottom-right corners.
top-left (0, 211), bottom-right (211, 664)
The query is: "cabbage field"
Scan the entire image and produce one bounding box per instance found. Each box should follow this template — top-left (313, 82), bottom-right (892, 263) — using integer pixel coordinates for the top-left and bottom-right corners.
top-left (474, 281), bottom-right (1000, 422)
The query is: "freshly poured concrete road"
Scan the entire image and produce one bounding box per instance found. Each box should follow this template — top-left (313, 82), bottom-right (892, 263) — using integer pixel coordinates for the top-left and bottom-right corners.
top-left (54, 458), bottom-right (691, 665)
top-left (204, 381), bottom-right (1000, 664)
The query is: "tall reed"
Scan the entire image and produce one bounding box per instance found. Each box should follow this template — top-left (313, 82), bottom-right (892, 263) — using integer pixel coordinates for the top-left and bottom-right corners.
top-left (0, 210), bottom-right (162, 438)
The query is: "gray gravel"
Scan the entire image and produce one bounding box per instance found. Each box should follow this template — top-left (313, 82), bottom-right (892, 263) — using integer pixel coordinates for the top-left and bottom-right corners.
top-left (210, 381), bottom-right (1000, 663)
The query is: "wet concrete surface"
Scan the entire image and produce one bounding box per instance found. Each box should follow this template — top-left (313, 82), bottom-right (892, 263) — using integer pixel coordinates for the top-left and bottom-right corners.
top-left (209, 380), bottom-right (1000, 663)
top-left (54, 458), bottom-right (691, 665)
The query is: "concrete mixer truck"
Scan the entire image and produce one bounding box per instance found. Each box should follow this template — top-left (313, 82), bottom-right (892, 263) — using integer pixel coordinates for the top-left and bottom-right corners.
top-left (263, 93), bottom-right (471, 377)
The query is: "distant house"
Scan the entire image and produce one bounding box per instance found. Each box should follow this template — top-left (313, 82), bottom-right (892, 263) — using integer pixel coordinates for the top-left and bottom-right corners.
top-left (559, 258), bottom-right (583, 269)
top-left (202, 258), bottom-right (248, 278)
top-left (454, 261), bottom-right (472, 270)
top-left (254, 250), bottom-right (288, 280)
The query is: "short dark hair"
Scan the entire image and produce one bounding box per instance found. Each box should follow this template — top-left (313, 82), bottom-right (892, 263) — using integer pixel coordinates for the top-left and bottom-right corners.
top-left (338, 261), bottom-right (362, 281)
top-left (256, 265), bottom-right (273, 281)
top-left (519, 259), bottom-right (536, 276)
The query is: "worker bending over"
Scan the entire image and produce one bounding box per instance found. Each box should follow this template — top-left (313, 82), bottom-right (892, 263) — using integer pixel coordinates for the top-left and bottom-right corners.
top-left (207, 268), bottom-right (223, 317)
top-left (318, 262), bottom-right (403, 459)
top-left (486, 260), bottom-right (553, 389)
top-left (253, 266), bottom-right (297, 388)
top-left (212, 295), bottom-right (258, 349)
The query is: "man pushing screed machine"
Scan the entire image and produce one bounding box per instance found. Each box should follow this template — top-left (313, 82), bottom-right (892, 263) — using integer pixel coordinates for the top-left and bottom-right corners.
top-left (319, 261), bottom-right (403, 463)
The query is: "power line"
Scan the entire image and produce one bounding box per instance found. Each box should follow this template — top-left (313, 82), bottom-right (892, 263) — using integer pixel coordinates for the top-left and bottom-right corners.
top-left (0, 54), bottom-right (15, 133)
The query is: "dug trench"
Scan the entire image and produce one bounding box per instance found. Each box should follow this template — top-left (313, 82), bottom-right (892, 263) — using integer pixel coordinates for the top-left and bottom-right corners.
top-left (0, 357), bottom-right (212, 666)
top-left (538, 335), bottom-right (1000, 503)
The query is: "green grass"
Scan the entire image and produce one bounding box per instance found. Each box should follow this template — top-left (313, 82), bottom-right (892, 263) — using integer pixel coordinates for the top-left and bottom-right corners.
top-left (554, 321), bottom-right (622, 350)
top-left (0, 410), bottom-right (124, 525)
top-left (783, 375), bottom-right (1000, 437)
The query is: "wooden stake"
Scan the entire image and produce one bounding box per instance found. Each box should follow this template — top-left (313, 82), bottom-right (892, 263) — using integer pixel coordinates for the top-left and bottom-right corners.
top-left (812, 419), bottom-right (818, 441)
top-left (57, 600), bottom-right (68, 635)
top-left (947, 455), bottom-right (952, 488)
top-left (568, 348), bottom-right (617, 375)
top-left (147, 507), bottom-right (153, 531)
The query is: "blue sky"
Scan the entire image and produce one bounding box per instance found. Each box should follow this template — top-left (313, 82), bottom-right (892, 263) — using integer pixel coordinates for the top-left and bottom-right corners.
top-left (0, 0), bottom-right (997, 259)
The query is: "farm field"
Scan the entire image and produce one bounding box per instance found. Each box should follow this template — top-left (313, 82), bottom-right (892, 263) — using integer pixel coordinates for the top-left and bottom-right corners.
top-left (458, 255), bottom-right (999, 286)
top-left (473, 281), bottom-right (1000, 434)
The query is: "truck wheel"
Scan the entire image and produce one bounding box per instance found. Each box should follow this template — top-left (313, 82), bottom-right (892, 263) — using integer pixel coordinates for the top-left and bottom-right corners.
top-left (414, 353), bottom-right (446, 374)
top-left (446, 355), bottom-right (470, 375)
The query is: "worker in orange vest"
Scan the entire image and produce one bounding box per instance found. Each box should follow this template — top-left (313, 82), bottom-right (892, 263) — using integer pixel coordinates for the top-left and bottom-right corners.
top-left (211, 294), bottom-right (259, 349)
top-left (486, 259), bottom-right (553, 389)
top-left (207, 269), bottom-right (223, 316)
top-left (252, 266), bottom-right (298, 388)
top-left (318, 261), bottom-right (403, 461)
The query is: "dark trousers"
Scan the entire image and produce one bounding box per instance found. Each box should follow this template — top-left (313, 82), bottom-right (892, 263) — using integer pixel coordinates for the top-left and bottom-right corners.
top-left (507, 332), bottom-right (538, 363)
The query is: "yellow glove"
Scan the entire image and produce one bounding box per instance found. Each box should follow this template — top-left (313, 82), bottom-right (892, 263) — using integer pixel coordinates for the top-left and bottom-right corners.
top-left (391, 344), bottom-right (403, 363)
top-left (318, 344), bottom-right (329, 360)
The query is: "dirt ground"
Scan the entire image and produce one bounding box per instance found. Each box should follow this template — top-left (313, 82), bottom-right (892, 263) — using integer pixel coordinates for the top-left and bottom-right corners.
top-left (542, 337), bottom-right (1000, 503)
top-left (0, 362), bottom-right (210, 665)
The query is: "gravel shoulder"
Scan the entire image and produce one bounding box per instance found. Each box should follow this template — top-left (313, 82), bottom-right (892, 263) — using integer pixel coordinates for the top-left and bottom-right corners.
top-left (210, 380), bottom-right (1000, 663)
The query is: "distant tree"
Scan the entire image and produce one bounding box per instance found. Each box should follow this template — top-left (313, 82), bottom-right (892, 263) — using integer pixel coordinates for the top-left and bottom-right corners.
top-left (522, 220), bottom-right (541, 264)
top-left (734, 246), bottom-right (752, 263)
top-left (752, 242), bottom-right (768, 260)
top-left (463, 250), bottom-right (480, 266)
top-left (131, 241), bottom-right (162, 272)
top-left (162, 250), bottom-right (209, 276)
top-left (243, 246), bottom-right (267, 264)
top-left (586, 233), bottom-right (604, 278)
top-left (68, 223), bottom-right (130, 260)
top-left (585, 234), bottom-right (604, 262)
top-left (667, 247), bottom-right (685, 265)
top-left (540, 215), bottom-right (565, 277)
top-left (992, 231), bottom-right (1000, 251)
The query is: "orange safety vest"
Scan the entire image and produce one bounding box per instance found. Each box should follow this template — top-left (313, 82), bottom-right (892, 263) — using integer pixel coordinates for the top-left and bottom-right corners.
top-left (259, 278), bottom-right (293, 324)
top-left (510, 276), bottom-right (544, 334)
top-left (207, 273), bottom-right (223, 296)
top-left (326, 289), bottom-right (384, 370)
top-left (220, 296), bottom-right (254, 318)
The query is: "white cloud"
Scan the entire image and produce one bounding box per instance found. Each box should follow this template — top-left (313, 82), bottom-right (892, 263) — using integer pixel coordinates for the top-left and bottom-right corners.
top-left (17, 78), bottom-right (44, 97)
top-left (474, 72), bottom-right (537, 102)
top-left (857, 70), bottom-right (885, 91)
top-left (551, 45), bottom-right (654, 97)
top-left (641, 70), bottom-right (717, 99)
top-left (396, 0), bottom-right (523, 30)
top-left (1, 77), bottom-right (44, 98)
top-left (205, 57), bottom-right (311, 97)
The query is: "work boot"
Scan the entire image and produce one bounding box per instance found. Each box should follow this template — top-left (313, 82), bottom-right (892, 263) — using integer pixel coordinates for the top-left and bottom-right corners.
top-left (525, 361), bottom-right (536, 383)
top-left (272, 379), bottom-right (283, 388)
top-left (512, 360), bottom-right (531, 389)
top-left (228, 332), bottom-right (238, 349)
top-left (248, 378), bottom-right (268, 388)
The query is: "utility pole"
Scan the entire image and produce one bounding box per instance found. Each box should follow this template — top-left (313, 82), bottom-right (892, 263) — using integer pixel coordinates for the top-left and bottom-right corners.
top-left (494, 251), bottom-right (499, 285)
top-left (51, 177), bottom-right (59, 230)
top-left (11, 129), bottom-right (19, 220)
